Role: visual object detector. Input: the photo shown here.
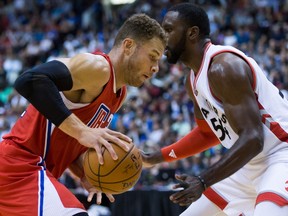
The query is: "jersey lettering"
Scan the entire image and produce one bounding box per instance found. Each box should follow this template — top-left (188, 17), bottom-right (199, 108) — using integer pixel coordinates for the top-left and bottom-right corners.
top-left (201, 108), bottom-right (210, 118)
top-left (88, 103), bottom-right (113, 128)
top-left (211, 118), bottom-right (231, 141)
top-left (201, 107), bottom-right (231, 141)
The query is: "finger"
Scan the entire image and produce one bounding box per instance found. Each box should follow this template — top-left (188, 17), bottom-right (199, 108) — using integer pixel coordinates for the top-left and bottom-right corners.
top-left (106, 193), bottom-right (115, 203)
top-left (94, 144), bottom-right (104, 165)
top-left (172, 183), bottom-right (184, 190)
top-left (107, 135), bottom-right (130, 152)
top-left (87, 192), bottom-right (95, 202)
top-left (170, 193), bottom-right (194, 205)
top-left (171, 194), bottom-right (194, 203)
top-left (178, 199), bottom-right (193, 206)
top-left (175, 174), bottom-right (188, 181)
top-left (109, 130), bottom-right (132, 143)
top-left (96, 192), bottom-right (102, 205)
top-left (170, 188), bottom-right (191, 201)
top-left (102, 140), bottom-right (118, 160)
top-left (172, 181), bottom-right (189, 190)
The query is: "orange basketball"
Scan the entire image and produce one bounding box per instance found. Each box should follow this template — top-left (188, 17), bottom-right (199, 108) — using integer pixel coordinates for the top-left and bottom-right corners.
top-left (83, 141), bottom-right (142, 194)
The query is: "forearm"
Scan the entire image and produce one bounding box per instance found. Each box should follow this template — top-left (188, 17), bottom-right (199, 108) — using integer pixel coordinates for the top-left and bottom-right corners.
top-left (161, 126), bottom-right (219, 162)
top-left (58, 113), bottom-right (87, 141)
top-left (14, 60), bottom-right (73, 126)
top-left (141, 118), bottom-right (220, 167)
top-left (69, 153), bottom-right (85, 179)
top-left (200, 132), bottom-right (263, 188)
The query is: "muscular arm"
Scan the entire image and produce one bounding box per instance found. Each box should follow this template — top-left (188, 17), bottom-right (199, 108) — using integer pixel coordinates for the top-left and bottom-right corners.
top-left (200, 53), bottom-right (264, 187)
top-left (69, 153), bottom-right (85, 179)
top-left (15, 53), bottom-right (131, 164)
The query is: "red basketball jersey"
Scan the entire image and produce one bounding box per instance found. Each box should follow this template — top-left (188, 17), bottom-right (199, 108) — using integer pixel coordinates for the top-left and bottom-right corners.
top-left (3, 52), bottom-right (127, 179)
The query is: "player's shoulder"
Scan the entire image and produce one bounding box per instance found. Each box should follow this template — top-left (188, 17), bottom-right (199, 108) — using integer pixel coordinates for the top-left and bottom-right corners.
top-left (73, 53), bottom-right (110, 72)
top-left (209, 52), bottom-right (249, 79)
top-left (69, 53), bottom-right (111, 81)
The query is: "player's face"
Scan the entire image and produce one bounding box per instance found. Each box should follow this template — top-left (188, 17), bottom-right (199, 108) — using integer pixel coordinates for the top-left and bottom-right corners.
top-left (126, 37), bottom-right (164, 87)
top-left (162, 11), bottom-right (187, 64)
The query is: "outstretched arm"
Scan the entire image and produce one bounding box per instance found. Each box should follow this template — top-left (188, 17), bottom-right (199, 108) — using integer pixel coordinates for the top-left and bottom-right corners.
top-left (170, 53), bottom-right (264, 206)
top-left (142, 73), bottom-right (219, 166)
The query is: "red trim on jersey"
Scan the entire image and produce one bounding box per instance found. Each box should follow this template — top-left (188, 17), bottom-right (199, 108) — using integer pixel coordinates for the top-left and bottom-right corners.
top-left (256, 192), bottom-right (288, 206)
top-left (193, 42), bottom-right (212, 90)
top-left (195, 46), bottom-right (257, 103)
top-left (204, 187), bottom-right (228, 210)
top-left (257, 101), bottom-right (288, 143)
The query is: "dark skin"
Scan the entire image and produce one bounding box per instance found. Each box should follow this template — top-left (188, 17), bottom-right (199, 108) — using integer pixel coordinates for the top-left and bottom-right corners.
top-left (142, 11), bottom-right (264, 206)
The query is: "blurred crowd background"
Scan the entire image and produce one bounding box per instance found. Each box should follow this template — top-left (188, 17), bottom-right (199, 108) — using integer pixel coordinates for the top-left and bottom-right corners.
top-left (1, 0), bottom-right (288, 214)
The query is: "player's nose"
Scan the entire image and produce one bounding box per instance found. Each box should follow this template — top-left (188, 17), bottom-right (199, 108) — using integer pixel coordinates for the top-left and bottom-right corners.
top-left (151, 65), bottom-right (159, 73)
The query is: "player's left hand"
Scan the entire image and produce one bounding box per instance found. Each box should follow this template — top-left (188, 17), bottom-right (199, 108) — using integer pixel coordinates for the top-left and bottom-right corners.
top-left (169, 174), bottom-right (205, 206)
top-left (81, 176), bottom-right (115, 205)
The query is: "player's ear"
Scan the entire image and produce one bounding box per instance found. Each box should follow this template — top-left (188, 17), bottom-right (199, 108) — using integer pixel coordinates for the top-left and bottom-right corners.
top-left (187, 26), bottom-right (199, 41)
top-left (123, 38), bottom-right (136, 55)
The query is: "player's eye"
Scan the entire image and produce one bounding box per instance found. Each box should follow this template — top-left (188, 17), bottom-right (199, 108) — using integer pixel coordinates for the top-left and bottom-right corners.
top-left (165, 28), bottom-right (172, 33)
top-left (150, 56), bottom-right (157, 62)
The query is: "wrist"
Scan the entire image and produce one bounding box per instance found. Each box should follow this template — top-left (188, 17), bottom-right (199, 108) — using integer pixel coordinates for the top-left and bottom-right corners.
top-left (59, 114), bottom-right (87, 140)
top-left (153, 151), bottom-right (165, 164)
top-left (142, 151), bottom-right (164, 166)
top-left (196, 175), bottom-right (207, 191)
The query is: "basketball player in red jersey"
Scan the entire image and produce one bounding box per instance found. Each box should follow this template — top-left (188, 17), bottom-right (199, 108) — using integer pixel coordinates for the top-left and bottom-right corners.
top-left (0, 14), bottom-right (166, 216)
top-left (142, 3), bottom-right (288, 216)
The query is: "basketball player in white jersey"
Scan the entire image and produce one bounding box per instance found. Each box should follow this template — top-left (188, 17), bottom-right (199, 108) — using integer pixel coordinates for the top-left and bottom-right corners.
top-left (142, 3), bottom-right (288, 216)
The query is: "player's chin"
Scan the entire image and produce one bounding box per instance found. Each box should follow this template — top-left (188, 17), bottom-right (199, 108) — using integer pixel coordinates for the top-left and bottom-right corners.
top-left (132, 82), bottom-right (144, 88)
top-left (131, 79), bottom-right (145, 87)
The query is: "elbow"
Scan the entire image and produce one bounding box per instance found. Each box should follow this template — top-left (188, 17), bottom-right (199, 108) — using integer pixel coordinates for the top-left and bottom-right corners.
top-left (249, 129), bottom-right (264, 155)
top-left (14, 71), bottom-right (33, 98)
top-left (253, 135), bottom-right (264, 154)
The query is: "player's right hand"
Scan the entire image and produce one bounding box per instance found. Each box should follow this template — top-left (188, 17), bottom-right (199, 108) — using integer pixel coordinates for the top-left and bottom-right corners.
top-left (81, 176), bottom-right (115, 205)
top-left (78, 127), bottom-right (132, 165)
top-left (170, 174), bottom-right (204, 206)
top-left (140, 150), bottom-right (164, 168)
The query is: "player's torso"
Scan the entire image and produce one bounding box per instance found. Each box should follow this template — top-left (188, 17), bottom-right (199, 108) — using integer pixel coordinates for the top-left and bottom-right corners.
top-left (3, 53), bottom-right (127, 178)
top-left (190, 43), bottom-right (288, 159)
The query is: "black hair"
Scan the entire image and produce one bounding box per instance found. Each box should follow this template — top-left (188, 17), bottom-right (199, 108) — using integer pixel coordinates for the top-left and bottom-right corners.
top-left (168, 3), bottom-right (210, 38)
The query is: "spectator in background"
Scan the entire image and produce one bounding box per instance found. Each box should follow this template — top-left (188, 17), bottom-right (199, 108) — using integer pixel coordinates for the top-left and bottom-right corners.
top-left (3, 48), bottom-right (23, 86)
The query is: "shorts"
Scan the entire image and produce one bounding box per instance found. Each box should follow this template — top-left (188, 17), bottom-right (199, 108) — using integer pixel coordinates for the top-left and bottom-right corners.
top-left (181, 148), bottom-right (288, 216)
top-left (0, 140), bottom-right (86, 216)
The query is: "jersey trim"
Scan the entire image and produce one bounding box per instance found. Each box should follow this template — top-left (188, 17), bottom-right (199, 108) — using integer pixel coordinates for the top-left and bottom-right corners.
top-left (204, 187), bottom-right (229, 210)
top-left (256, 192), bottom-right (288, 206)
top-left (43, 120), bottom-right (52, 161)
top-left (193, 42), bottom-right (212, 90)
top-left (258, 100), bottom-right (288, 143)
top-left (38, 170), bottom-right (45, 216)
top-left (194, 47), bottom-right (257, 103)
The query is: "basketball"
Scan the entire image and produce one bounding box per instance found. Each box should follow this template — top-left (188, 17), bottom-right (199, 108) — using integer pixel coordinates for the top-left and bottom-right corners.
top-left (83, 141), bottom-right (142, 194)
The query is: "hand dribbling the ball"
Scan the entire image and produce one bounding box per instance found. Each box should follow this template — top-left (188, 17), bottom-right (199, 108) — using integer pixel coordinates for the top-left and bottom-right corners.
top-left (59, 114), bottom-right (132, 165)
top-left (77, 127), bottom-right (132, 165)
top-left (81, 176), bottom-right (115, 205)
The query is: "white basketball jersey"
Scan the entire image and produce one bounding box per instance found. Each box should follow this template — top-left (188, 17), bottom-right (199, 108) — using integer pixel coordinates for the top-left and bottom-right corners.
top-left (190, 43), bottom-right (288, 161)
